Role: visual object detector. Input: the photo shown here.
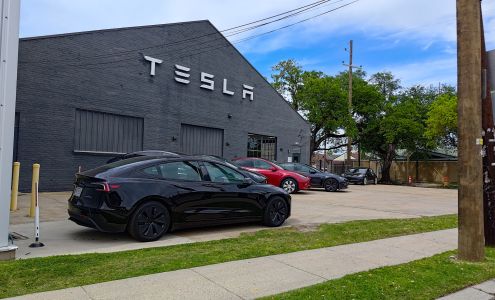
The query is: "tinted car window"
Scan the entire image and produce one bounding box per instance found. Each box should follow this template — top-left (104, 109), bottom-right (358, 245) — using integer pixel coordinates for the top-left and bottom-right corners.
top-left (143, 161), bottom-right (201, 181)
top-left (348, 168), bottom-right (367, 174)
top-left (295, 164), bottom-right (311, 173)
top-left (204, 162), bottom-right (245, 183)
top-left (253, 159), bottom-right (273, 170)
top-left (280, 163), bottom-right (294, 171)
top-left (235, 159), bottom-right (254, 168)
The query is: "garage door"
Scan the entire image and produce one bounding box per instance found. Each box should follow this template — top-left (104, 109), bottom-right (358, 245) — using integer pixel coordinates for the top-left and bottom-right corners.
top-left (180, 124), bottom-right (223, 156)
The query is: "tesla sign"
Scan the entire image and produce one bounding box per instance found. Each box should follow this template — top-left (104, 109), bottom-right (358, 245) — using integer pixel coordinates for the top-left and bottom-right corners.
top-left (144, 55), bottom-right (254, 101)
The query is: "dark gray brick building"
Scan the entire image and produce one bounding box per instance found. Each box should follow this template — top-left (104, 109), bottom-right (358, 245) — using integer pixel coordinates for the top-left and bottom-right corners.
top-left (15, 20), bottom-right (310, 191)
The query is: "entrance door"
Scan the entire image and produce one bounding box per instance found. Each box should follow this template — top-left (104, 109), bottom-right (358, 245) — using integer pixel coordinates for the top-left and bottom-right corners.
top-left (180, 124), bottom-right (224, 156)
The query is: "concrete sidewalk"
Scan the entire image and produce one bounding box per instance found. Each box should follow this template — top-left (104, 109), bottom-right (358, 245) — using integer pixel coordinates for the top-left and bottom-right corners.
top-left (8, 229), bottom-right (457, 300)
top-left (438, 279), bottom-right (495, 300)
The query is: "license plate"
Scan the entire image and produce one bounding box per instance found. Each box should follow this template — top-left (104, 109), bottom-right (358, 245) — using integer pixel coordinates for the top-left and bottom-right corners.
top-left (73, 186), bottom-right (83, 197)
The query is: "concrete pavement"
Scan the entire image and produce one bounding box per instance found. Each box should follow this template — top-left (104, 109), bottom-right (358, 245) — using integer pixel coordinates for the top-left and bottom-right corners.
top-left (9, 185), bottom-right (457, 259)
top-left (7, 229), bottom-right (458, 300)
top-left (438, 279), bottom-right (495, 300)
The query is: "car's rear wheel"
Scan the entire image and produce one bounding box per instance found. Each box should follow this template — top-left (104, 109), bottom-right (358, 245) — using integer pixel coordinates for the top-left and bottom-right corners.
top-left (263, 197), bottom-right (289, 227)
top-left (128, 201), bottom-right (170, 242)
top-left (281, 178), bottom-right (298, 194)
top-left (324, 178), bottom-right (339, 192)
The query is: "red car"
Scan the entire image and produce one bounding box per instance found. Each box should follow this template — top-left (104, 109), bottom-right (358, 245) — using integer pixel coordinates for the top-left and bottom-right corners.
top-left (233, 157), bottom-right (310, 194)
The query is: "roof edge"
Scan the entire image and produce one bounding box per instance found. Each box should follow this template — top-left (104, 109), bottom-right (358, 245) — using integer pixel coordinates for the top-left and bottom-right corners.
top-left (20, 19), bottom-right (210, 41)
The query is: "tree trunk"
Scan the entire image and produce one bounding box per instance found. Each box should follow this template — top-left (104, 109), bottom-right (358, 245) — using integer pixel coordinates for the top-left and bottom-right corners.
top-left (380, 144), bottom-right (396, 183)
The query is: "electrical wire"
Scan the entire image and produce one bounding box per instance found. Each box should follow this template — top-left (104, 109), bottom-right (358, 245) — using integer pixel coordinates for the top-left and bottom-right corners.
top-left (19, 0), bottom-right (335, 65)
top-left (25, 0), bottom-right (359, 69)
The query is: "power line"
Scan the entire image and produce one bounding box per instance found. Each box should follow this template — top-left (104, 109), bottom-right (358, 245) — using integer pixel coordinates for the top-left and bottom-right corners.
top-left (20, 0), bottom-right (336, 65)
top-left (26, 0), bottom-right (359, 69)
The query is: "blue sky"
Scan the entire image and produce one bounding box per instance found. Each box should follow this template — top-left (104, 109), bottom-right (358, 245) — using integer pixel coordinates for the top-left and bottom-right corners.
top-left (20, 0), bottom-right (495, 88)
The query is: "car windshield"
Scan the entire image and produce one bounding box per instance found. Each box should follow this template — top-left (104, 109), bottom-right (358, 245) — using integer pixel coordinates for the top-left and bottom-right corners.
top-left (347, 168), bottom-right (367, 174)
top-left (269, 161), bottom-right (285, 170)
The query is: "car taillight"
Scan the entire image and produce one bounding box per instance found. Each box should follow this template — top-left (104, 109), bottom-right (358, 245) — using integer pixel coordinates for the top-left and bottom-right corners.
top-left (96, 182), bottom-right (111, 192)
top-left (95, 182), bottom-right (120, 192)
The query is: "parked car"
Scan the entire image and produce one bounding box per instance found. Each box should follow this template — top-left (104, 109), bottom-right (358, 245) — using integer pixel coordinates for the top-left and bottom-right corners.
top-left (232, 157), bottom-right (311, 194)
top-left (69, 155), bottom-right (291, 242)
top-left (198, 155), bottom-right (267, 184)
top-left (279, 162), bottom-right (348, 192)
top-left (106, 150), bottom-right (182, 163)
top-left (108, 151), bottom-right (267, 184)
top-left (342, 167), bottom-right (378, 185)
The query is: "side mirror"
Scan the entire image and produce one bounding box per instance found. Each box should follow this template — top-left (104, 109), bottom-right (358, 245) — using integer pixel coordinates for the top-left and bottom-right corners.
top-left (309, 170), bottom-right (316, 174)
top-left (240, 177), bottom-right (253, 186)
top-left (270, 167), bottom-right (277, 172)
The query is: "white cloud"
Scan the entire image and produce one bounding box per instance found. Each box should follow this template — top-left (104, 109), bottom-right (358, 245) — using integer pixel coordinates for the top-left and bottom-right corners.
top-left (19, 0), bottom-right (495, 85)
top-left (368, 57), bottom-right (457, 88)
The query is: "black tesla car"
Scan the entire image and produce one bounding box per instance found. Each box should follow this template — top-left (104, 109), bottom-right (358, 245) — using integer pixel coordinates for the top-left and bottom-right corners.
top-left (107, 151), bottom-right (267, 184)
top-left (342, 167), bottom-right (378, 185)
top-left (279, 162), bottom-right (348, 192)
top-left (68, 156), bottom-right (290, 242)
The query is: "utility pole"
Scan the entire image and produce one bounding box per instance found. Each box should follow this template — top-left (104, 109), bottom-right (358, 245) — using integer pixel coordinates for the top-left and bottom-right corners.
top-left (480, 1), bottom-right (495, 246)
top-left (457, 0), bottom-right (485, 261)
top-left (343, 40), bottom-right (360, 168)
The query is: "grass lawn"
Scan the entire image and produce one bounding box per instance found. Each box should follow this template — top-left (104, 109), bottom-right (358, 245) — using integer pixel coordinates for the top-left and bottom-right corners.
top-left (0, 215), bottom-right (456, 299)
top-left (263, 248), bottom-right (495, 300)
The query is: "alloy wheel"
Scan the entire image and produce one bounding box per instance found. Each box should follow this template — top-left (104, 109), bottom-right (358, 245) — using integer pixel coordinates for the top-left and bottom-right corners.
top-left (282, 179), bottom-right (296, 193)
top-left (136, 204), bottom-right (168, 238)
top-left (324, 179), bottom-right (338, 192)
top-left (268, 199), bottom-right (288, 226)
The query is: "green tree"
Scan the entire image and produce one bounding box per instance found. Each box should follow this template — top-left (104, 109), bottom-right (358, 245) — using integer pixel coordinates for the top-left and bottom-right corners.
top-left (297, 72), bottom-right (348, 154)
top-left (357, 74), bottom-right (431, 183)
top-left (271, 59), bottom-right (304, 110)
top-left (425, 92), bottom-right (458, 148)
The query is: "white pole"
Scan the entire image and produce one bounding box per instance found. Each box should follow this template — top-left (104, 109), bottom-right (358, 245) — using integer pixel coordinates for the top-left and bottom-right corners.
top-left (29, 182), bottom-right (44, 248)
top-left (0, 0), bottom-right (20, 256)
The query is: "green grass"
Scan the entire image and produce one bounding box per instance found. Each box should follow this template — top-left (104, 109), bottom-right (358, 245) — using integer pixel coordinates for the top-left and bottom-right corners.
top-left (0, 215), bottom-right (457, 299)
top-left (263, 248), bottom-right (495, 300)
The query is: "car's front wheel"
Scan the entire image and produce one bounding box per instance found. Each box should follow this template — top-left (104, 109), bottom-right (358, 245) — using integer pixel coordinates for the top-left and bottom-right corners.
top-left (128, 201), bottom-right (170, 242)
top-left (281, 178), bottom-right (298, 194)
top-left (324, 178), bottom-right (339, 192)
top-left (263, 197), bottom-right (289, 227)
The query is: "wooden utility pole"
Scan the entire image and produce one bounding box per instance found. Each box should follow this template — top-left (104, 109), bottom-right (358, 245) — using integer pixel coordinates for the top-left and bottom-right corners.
top-left (457, 0), bottom-right (485, 261)
top-left (343, 40), bottom-right (360, 167)
top-left (480, 1), bottom-right (495, 246)
top-left (347, 40), bottom-right (353, 166)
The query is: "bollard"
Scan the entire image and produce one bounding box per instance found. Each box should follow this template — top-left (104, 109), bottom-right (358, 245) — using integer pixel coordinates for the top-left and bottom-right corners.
top-left (29, 163), bottom-right (40, 218)
top-left (443, 176), bottom-right (449, 188)
top-left (10, 162), bottom-right (20, 211)
top-left (29, 182), bottom-right (44, 248)
top-left (408, 175), bottom-right (412, 185)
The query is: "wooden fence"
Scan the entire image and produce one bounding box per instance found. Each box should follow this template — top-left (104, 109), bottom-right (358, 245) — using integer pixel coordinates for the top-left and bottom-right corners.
top-left (320, 160), bottom-right (458, 184)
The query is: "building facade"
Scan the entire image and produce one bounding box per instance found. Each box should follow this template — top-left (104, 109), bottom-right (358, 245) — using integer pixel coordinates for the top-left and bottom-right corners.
top-left (15, 21), bottom-right (310, 191)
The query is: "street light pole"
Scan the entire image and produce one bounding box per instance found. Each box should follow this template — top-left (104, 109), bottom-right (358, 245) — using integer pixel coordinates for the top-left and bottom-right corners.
top-left (0, 0), bottom-right (20, 260)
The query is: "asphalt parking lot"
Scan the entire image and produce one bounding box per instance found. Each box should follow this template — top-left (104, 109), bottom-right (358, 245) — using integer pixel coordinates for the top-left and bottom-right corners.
top-left (9, 184), bottom-right (457, 259)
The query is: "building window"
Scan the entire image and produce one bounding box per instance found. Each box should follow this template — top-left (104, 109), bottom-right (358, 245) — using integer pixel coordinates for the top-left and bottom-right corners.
top-left (247, 134), bottom-right (277, 161)
top-left (74, 109), bottom-right (143, 154)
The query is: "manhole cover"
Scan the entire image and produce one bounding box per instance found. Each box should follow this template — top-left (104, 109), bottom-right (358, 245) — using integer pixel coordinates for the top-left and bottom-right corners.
top-left (10, 232), bottom-right (29, 240)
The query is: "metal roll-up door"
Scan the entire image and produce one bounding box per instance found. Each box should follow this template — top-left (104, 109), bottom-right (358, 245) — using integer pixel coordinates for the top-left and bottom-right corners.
top-left (180, 124), bottom-right (223, 156)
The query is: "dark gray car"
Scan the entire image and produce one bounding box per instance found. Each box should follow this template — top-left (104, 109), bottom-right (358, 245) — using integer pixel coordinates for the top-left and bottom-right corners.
top-left (279, 163), bottom-right (348, 192)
